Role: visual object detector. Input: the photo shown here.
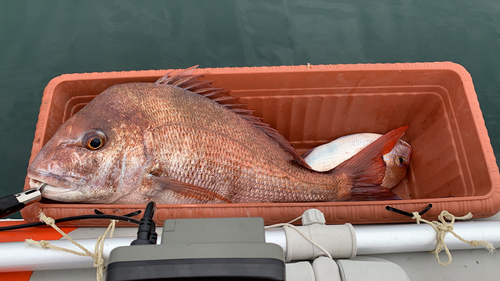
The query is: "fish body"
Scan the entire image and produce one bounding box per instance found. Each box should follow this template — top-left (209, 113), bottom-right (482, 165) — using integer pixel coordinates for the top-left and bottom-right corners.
top-left (28, 68), bottom-right (408, 204)
top-left (303, 134), bottom-right (412, 189)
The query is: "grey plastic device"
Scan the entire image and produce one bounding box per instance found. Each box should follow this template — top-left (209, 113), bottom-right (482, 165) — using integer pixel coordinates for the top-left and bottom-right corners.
top-left (106, 217), bottom-right (285, 281)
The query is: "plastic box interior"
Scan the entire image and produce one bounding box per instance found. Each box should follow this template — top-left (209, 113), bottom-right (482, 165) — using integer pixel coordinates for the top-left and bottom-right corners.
top-left (22, 63), bottom-right (500, 225)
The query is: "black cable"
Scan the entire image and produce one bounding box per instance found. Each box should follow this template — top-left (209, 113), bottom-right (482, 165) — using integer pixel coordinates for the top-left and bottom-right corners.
top-left (0, 214), bottom-right (141, 232)
top-left (131, 202), bottom-right (157, 245)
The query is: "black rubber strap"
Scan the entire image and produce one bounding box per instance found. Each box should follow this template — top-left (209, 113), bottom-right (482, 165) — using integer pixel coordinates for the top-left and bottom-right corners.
top-left (386, 204), bottom-right (433, 218)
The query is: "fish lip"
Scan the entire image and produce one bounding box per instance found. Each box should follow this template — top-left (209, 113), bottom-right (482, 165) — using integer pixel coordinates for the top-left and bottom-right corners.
top-left (40, 183), bottom-right (79, 196)
top-left (29, 178), bottom-right (46, 190)
top-left (29, 178), bottom-right (76, 193)
top-left (27, 170), bottom-right (82, 191)
top-left (29, 176), bottom-right (81, 202)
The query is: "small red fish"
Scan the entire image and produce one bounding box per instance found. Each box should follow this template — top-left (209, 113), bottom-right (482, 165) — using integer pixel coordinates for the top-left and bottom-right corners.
top-left (28, 67), bottom-right (408, 204)
top-left (303, 133), bottom-right (412, 189)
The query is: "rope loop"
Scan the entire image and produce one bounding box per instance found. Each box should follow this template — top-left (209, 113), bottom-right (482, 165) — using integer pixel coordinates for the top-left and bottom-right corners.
top-left (25, 211), bottom-right (118, 281)
top-left (411, 210), bottom-right (495, 266)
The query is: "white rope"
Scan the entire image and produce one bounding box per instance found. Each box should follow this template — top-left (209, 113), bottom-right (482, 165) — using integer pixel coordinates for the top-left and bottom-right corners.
top-left (286, 215), bottom-right (303, 224)
top-left (412, 210), bottom-right (496, 266)
top-left (265, 215), bottom-right (333, 260)
top-left (26, 211), bottom-right (117, 281)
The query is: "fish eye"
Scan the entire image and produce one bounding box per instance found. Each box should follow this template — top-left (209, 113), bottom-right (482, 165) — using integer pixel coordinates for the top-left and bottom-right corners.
top-left (396, 156), bottom-right (406, 165)
top-left (84, 130), bottom-right (106, 150)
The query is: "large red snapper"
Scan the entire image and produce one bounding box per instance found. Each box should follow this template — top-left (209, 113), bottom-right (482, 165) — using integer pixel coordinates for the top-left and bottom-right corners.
top-left (28, 67), bottom-right (408, 204)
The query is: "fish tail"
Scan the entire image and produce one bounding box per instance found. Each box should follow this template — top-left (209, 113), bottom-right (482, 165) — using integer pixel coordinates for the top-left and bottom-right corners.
top-left (333, 126), bottom-right (409, 201)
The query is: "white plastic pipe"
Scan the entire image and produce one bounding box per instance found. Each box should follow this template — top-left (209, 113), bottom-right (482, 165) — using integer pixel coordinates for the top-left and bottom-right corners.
top-left (267, 220), bottom-right (500, 259)
top-left (0, 221), bottom-right (498, 272)
top-left (354, 220), bottom-right (500, 255)
top-left (282, 224), bottom-right (357, 262)
top-left (0, 237), bottom-right (135, 272)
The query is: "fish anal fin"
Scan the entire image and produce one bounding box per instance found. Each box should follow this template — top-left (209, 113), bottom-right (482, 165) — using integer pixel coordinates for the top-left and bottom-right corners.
top-left (334, 126), bottom-right (409, 201)
top-left (150, 175), bottom-right (231, 203)
top-left (154, 66), bottom-right (311, 168)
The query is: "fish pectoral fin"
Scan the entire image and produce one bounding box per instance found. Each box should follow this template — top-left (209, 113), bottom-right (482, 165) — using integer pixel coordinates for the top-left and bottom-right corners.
top-left (347, 186), bottom-right (401, 201)
top-left (150, 175), bottom-right (232, 203)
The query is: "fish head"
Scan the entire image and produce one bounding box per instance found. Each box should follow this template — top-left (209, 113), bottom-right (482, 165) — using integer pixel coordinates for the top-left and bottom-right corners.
top-left (382, 139), bottom-right (412, 189)
top-left (28, 85), bottom-right (150, 203)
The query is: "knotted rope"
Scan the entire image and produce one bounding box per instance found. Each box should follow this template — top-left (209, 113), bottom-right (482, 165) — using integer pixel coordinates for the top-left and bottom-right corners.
top-left (26, 211), bottom-right (117, 281)
top-left (411, 210), bottom-right (496, 266)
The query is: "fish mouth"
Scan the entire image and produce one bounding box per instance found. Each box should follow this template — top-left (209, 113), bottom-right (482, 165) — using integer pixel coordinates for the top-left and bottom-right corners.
top-left (29, 178), bottom-right (76, 194)
top-left (28, 171), bottom-right (78, 189)
top-left (29, 177), bottom-right (79, 199)
top-left (28, 166), bottom-right (88, 187)
top-left (28, 171), bottom-right (82, 202)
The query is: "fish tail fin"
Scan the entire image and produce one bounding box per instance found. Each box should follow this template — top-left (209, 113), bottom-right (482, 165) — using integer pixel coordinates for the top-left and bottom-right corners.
top-left (334, 126), bottom-right (409, 201)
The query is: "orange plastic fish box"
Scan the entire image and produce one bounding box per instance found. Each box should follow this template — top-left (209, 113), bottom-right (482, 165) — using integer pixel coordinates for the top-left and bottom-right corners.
top-left (22, 62), bottom-right (500, 226)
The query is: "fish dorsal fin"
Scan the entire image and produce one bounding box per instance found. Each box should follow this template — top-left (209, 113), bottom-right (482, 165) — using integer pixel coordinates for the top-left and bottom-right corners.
top-left (155, 66), bottom-right (311, 168)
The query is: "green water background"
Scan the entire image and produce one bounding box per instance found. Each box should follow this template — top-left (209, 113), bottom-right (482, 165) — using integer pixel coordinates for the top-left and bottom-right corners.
top-left (0, 0), bottom-right (499, 218)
